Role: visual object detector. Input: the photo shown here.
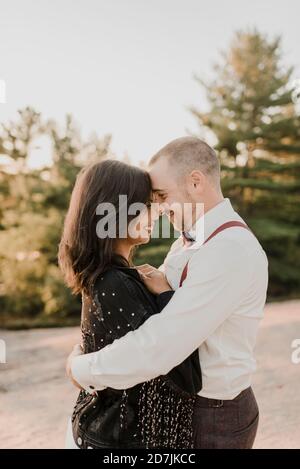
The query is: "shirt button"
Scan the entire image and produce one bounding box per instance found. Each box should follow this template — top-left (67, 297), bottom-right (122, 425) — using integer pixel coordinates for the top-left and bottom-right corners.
top-left (77, 437), bottom-right (82, 446)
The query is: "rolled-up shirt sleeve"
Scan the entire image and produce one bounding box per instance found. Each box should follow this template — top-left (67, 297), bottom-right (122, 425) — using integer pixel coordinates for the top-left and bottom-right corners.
top-left (71, 238), bottom-right (252, 391)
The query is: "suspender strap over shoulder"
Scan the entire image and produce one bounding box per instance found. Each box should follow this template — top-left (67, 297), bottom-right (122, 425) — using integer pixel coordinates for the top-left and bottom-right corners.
top-left (179, 221), bottom-right (251, 288)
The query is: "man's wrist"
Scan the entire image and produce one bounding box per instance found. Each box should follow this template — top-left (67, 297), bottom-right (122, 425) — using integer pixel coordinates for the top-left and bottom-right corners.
top-left (71, 353), bottom-right (106, 393)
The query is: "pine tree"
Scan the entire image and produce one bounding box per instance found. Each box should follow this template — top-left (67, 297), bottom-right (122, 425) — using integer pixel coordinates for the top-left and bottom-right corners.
top-left (191, 30), bottom-right (300, 298)
top-left (0, 109), bottom-right (112, 326)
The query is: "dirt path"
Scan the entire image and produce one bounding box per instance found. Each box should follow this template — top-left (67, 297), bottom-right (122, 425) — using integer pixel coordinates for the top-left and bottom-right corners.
top-left (0, 300), bottom-right (299, 449)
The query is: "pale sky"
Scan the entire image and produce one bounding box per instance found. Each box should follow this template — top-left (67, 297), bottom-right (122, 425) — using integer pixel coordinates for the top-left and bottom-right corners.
top-left (0, 0), bottom-right (299, 167)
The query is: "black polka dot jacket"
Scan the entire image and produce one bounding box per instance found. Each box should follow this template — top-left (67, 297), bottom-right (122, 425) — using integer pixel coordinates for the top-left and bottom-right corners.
top-left (72, 265), bottom-right (202, 449)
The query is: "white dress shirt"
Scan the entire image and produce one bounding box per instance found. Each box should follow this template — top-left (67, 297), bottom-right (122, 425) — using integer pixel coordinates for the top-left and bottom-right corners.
top-left (72, 198), bottom-right (268, 400)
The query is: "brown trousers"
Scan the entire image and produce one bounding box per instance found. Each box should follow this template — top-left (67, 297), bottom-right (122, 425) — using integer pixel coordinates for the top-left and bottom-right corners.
top-left (192, 387), bottom-right (259, 449)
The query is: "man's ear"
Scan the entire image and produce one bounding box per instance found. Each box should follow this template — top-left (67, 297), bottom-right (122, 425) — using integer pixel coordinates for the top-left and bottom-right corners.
top-left (188, 170), bottom-right (206, 193)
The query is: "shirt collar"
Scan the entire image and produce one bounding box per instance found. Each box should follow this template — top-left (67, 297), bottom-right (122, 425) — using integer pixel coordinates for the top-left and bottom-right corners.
top-left (188, 198), bottom-right (239, 246)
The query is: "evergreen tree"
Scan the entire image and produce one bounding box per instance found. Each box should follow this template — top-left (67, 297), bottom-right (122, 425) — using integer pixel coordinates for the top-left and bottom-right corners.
top-left (0, 109), bottom-right (112, 327)
top-left (191, 30), bottom-right (300, 298)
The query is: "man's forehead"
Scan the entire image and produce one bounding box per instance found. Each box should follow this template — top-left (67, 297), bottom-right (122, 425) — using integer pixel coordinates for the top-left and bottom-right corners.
top-left (152, 187), bottom-right (165, 193)
top-left (149, 172), bottom-right (169, 192)
top-left (149, 160), bottom-right (173, 190)
top-left (148, 157), bottom-right (169, 173)
top-left (151, 182), bottom-right (176, 193)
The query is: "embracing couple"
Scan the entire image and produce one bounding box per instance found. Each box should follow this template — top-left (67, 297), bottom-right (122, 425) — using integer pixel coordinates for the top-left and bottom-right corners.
top-left (60, 137), bottom-right (268, 449)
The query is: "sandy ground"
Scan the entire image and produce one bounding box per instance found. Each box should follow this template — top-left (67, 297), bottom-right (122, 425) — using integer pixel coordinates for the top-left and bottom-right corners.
top-left (0, 300), bottom-right (299, 449)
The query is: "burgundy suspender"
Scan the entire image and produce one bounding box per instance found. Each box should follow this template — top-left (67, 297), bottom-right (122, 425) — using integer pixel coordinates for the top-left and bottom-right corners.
top-left (179, 221), bottom-right (251, 287)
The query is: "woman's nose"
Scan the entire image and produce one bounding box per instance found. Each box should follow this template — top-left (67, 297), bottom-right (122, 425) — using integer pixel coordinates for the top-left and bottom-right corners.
top-left (159, 202), bottom-right (168, 216)
top-left (152, 205), bottom-right (160, 220)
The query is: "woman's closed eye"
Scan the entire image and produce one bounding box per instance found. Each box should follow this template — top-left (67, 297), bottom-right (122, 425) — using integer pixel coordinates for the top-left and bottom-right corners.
top-left (154, 192), bottom-right (167, 203)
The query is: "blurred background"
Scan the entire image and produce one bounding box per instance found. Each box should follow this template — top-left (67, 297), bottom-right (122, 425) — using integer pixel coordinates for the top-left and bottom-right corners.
top-left (0, 0), bottom-right (300, 449)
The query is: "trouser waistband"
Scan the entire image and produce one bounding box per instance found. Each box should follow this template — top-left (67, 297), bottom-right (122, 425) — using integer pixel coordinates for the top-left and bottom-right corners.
top-left (194, 387), bottom-right (253, 408)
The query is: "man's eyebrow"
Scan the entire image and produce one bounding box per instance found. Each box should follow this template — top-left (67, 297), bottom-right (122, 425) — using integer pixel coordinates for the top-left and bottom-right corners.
top-left (152, 188), bottom-right (166, 193)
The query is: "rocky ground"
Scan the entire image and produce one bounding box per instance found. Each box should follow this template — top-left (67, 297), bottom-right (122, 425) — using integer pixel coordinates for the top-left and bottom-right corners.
top-left (0, 300), bottom-right (299, 449)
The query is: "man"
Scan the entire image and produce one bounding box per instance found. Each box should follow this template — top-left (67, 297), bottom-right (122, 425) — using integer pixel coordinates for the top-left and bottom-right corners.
top-left (67, 137), bottom-right (268, 448)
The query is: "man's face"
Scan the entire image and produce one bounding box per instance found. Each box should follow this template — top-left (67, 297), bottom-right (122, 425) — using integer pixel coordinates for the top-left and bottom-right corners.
top-left (149, 158), bottom-right (194, 232)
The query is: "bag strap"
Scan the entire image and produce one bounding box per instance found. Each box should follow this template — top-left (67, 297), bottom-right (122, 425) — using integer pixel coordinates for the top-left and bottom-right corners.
top-left (179, 221), bottom-right (251, 287)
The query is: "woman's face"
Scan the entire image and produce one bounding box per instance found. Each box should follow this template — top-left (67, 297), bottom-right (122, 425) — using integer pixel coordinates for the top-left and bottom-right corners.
top-left (128, 200), bottom-right (160, 246)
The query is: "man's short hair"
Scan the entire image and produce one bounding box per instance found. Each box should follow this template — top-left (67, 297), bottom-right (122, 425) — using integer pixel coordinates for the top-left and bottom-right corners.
top-left (149, 137), bottom-right (220, 185)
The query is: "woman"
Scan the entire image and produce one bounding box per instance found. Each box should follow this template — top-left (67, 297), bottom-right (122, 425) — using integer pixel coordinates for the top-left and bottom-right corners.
top-left (59, 159), bottom-right (201, 449)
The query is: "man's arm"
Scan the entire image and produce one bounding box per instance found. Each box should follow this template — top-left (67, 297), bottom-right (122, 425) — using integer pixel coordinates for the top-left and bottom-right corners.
top-left (71, 238), bottom-right (252, 392)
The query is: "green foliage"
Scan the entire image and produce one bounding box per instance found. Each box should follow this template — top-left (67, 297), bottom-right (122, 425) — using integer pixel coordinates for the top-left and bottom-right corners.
top-left (0, 108), bottom-right (112, 328)
top-left (134, 236), bottom-right (174, 268)
top-left (191, 29), bottom-right (300, 299)
top-left (1, 30), bottom-right (300, 328)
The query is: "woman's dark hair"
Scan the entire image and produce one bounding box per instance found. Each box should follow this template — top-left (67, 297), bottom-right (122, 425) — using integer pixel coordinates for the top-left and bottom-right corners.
top-left (58, 159), bottom-right (152, 295)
